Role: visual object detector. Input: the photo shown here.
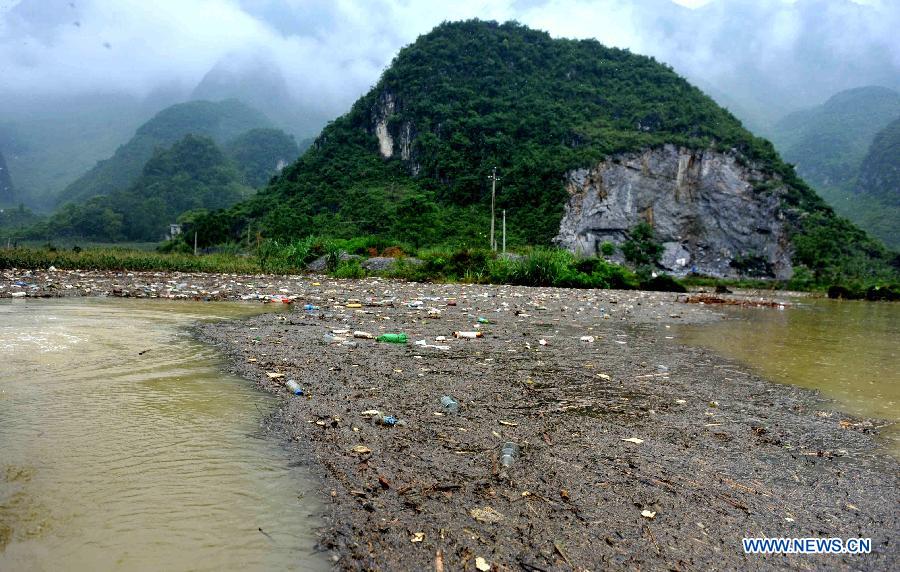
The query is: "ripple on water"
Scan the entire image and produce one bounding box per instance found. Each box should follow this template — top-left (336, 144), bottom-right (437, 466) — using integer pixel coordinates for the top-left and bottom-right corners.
top-left (0, 299), bottom-right (324, 571)
top-left (0, 330), bottom-right (85, 353)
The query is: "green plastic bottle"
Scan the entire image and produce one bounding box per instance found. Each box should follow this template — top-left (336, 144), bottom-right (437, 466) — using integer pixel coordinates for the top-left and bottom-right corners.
top-left (376, 333), bottom-right (408, 344)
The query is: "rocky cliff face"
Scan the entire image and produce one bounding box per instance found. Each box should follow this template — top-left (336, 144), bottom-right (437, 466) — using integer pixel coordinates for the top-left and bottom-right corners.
top-left (554, 144), bottom-right (793, 279)
top-left (371, 91), bottom-right (418, 173)
top-left (0, 150), bottom-right (14, 205)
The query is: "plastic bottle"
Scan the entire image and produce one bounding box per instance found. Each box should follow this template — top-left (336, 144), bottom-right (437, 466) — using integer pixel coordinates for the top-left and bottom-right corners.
top-left (371, 412), bottom-right (398, 426)
top-left (285, 379), bottom-right (303, 396)
top-left (477, 317), bottom-right (490, 324)
top-left (303, 304), bottom-right (319, 311)
top-left (499, 442), bottom-right (520, 467)
top-left (440, 396), bottom-right (460, 414)
top-left (376, 333), bottom-right (408, 344)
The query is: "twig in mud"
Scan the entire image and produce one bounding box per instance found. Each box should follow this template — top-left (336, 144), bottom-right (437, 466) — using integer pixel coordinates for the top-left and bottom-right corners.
top-left (722, 477), bottom-right (769, 496)
top-left (518, 559), bottom-right (549, 572)
top-left (554, 540), bottom-right (574, 568)
top-left (634, 373), bottom-right (671, 380)
top-left (644, 525), bottom-right (661, 554)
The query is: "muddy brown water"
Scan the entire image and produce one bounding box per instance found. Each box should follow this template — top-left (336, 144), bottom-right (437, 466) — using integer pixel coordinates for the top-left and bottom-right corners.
top-left (0, 299), bottom-right (326, 571)
top-left (675, 297), bottom-right (900, 456)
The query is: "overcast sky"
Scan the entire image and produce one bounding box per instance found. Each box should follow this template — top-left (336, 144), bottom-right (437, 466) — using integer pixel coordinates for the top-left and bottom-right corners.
top-left (1, 0), bottom-right (898, 121)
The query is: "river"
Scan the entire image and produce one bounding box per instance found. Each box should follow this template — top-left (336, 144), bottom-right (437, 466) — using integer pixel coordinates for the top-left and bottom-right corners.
top-left (1, 295), bottom-right (896, 569)
top-left (675, 297), bottom-right (899, 456)
top-left (0, 299), bottom-right (326, 571)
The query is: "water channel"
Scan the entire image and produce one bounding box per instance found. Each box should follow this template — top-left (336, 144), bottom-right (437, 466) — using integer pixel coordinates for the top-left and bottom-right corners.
top-left (676, 297), bottom-right (899, 456)
top-left (1, 295), bottom-right (896, 569)
top-left (0, 299), bottom-right (326, 571)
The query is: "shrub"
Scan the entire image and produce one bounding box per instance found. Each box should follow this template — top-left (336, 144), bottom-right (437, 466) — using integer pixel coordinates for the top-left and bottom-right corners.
top-left (333, 259), bottom-right (366, 279)
top-left (621, 222), bottom-right (663, 268)
top-left (639, 274), bottom-right (687, 292)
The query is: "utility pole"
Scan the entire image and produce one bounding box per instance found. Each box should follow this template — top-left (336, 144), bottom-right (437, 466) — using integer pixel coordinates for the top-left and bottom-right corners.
top-left (502, 209), bottom-right (506, 254)
top-left (487, 167), bottom-right (500, 251)
top-left (194, 231), bottom-right (198, 256)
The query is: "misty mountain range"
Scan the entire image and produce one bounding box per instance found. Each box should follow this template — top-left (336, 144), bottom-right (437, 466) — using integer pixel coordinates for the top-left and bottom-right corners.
top-left (0, 1), bottom-right (897, 246)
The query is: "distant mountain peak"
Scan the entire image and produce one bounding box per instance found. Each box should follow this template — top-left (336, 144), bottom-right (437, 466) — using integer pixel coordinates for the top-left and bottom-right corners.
top-left (191, 52), bottom-right (330, 139)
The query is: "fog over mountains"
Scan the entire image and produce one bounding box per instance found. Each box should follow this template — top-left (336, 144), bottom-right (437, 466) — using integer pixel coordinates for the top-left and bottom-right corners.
top-left (0, 0), bottom-right (897, 203)
top-left (2, 0), bottom-right (897, 127)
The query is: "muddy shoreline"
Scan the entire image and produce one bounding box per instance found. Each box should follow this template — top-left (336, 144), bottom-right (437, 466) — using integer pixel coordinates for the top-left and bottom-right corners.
top-left (196, 278), bottom-right (894, 571)
top-left (3, 268), bottom-right (897, 569)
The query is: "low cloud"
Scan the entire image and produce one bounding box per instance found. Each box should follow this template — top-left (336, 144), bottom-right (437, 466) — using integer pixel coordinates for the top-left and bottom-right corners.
top-left (1, 0), bottom-right (898, 122)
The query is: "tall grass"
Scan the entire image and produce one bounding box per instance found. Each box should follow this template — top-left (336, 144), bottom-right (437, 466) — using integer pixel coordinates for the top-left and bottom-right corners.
top-left (2, 242), bottom-right (684, 292)
top-left (1, 247), bottom-right (261, 274)
top-left (390, 247), bottom-right (645, 290)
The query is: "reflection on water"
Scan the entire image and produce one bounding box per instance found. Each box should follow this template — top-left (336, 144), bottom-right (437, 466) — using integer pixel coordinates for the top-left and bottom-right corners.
top-left (675, 298), bottom-right (900, 455)
top-left (0, 299), bottom-right (326, 571)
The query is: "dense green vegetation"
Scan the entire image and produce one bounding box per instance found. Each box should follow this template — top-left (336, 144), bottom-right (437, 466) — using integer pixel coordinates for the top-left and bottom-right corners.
top-left (250, 235), bottom-right (642, 288)
top-left (23, 119), bottom-right (299, 242)
top-left (840, 118), bottom-right (900, 249)
top-left (224, 128), bottom-right (300, 187)
top-left (0, 246), bottom-right (260, 274)
top-left (0, 203), bottom-right (41, 235)
top-left (770, 86), bottom-right (900, 248)
top-left (621, 222), bottom-right (664, 269)
top-left (29, 135), bottom-right (251, 241)
top-left (187, 20), bottom-right (896, 290)
top-left (195, 21), bottom-right (787, 245)
top-left (857, 117), bottom-right (900, 204)
top-left (5, 237), bottom-right (897, 297)
top-left (772, 86), bottom-right (899, 192)
top-left (56, 100), bottom-right (272, 206)
top-left (0, 241), bottom-right (650, 291)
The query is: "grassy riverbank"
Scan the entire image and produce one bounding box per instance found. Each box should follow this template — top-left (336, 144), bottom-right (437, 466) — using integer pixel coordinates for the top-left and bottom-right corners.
top-left (3, 241), bottom-right (898, 298)
top-left (0, 246), bottom-right (260, 274)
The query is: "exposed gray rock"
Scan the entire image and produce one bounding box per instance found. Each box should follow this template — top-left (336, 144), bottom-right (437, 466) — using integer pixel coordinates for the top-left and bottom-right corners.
top-left (307, 253), bottom-right (363, 272)
top-left (554, 144), bottom-right (793, 279)
top-left (660, 242), bottom-right (691, 272)
top-left (361, 257), bottom-right (423, 272)
top-left (371, 90), bottom-right (419, 174)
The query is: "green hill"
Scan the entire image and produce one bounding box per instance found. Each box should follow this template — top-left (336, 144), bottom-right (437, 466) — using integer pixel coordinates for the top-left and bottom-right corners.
top-left (38, 135), bottom-right (250, 241)
top-left (772, 86), bottom-right (900, 191)
top-left (857, 118), bottom-right (900, 206)
top-left (56, 100), bottom-right (272, 207)
top-left (837, 118), bottom-right (900, 248)
top-left (770, 87), bottom-right (900, 248)
top-left (224, 128), bottom-right (300, 188)
top-left (192, 20), bottom-right (894, 285)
